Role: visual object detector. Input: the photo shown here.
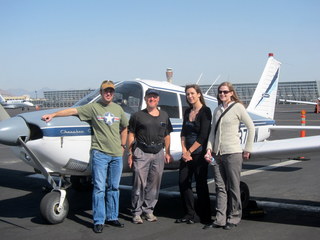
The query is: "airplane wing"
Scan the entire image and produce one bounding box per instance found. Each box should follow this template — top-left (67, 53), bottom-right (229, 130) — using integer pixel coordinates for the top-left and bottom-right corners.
top-left (250, 135), bottom-right (320, 160)
top-left (279, 99), bottom-right (317, 105)
top-left (269, 125), bottom-right (320, 131)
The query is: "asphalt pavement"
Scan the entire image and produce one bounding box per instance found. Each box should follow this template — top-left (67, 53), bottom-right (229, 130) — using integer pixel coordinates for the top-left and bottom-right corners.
top-left (1, 105), bottom-right (320, 240)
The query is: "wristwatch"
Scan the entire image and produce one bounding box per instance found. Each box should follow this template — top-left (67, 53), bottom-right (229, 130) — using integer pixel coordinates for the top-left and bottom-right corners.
top-left (121, 144), bottom-right (126, 149)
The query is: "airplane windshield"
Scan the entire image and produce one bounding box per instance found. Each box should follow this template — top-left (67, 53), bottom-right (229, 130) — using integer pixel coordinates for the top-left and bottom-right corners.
top-left (73, 89), bottom-right (101, 107)
top-left (73, 81), bottom-right (143, 114)
top-left (113, 82), bottom-right (142, 114)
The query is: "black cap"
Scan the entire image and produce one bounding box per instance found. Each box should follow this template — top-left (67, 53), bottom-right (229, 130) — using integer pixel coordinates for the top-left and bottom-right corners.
top-left (145, 89), bottom-right (159, 96)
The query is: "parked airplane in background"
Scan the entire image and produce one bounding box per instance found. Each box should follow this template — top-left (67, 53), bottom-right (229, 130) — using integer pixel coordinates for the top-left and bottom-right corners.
top-left (1, 53), bottom-right (320, 224)
top-left (279, 98), bottom-right (320, 113)
top-left (0, 94), bottom-right (34, 110)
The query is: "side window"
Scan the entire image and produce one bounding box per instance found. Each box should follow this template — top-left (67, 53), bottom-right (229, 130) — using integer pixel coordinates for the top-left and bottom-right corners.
top-left (158, 91), bottom-right (179, 118)
top-left (180, 94), bottom-right (189, 118)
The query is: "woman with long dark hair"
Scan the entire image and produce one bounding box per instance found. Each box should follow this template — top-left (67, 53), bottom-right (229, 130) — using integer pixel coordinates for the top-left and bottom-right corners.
top-left (175, 84), bottom-right (212, 225)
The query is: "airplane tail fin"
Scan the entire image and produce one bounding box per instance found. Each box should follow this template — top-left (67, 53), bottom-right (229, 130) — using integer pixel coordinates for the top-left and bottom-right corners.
top-left (0, 94), bottom-right (6, 103)
top-left (0, 104), bottom-right (10, 121)
top-left (246, 53), bottom-right (281, 119)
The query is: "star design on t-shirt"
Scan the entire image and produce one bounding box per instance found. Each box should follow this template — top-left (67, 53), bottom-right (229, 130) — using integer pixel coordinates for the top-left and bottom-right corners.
top-left (104, 112), bottom-right (115, 126)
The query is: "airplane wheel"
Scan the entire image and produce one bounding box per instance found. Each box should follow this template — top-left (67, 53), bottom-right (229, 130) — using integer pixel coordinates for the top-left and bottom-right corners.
top-left (40, 191), bottom-right (69, 224)
top-left (240, 181), bottom-right (250, 209)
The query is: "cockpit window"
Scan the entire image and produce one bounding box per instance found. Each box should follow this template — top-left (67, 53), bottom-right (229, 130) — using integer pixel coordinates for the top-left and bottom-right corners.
top-left (113, 82), bottom-right (142, 114)
top-left (73, 82), bottom-right (143, 114)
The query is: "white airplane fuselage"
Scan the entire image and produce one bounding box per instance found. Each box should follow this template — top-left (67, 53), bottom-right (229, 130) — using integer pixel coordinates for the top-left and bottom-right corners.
top-left (5, 79), bottom-right (273, 176)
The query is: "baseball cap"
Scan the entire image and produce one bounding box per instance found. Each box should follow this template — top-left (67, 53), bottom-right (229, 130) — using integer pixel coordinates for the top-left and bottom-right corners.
top-left (145, 89), bottom-right (159, 96)
top-left (100, 80), bottom-right (115, 90)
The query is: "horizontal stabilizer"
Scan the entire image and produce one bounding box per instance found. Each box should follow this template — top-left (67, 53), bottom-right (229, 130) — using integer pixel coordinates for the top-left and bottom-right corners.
top-left (279, 99), bottom-right (317, 105)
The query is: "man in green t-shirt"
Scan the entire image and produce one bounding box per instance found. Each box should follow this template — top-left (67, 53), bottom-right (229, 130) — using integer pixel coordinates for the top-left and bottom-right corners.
top-left (42, 80), bottom-right (128, 233)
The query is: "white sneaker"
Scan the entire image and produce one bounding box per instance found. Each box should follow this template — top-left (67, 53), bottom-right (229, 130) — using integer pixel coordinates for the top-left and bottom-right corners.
top-left (132, 215), bottom-right (143, 224)
top-left (144, 213), bottom-right (157, 222)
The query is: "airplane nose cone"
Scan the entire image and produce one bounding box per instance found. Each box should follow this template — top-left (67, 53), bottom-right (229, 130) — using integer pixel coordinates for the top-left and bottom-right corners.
top-left (0, 117), bottom-right (30, 146)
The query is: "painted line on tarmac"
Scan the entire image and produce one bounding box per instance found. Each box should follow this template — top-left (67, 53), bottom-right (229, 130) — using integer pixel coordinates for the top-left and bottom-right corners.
top-left (0, 159), bottom-right (22, 164)
top-left (257, 201), bottom-right (320, 213)
top-left (240, 159), bottom-right (301, 176)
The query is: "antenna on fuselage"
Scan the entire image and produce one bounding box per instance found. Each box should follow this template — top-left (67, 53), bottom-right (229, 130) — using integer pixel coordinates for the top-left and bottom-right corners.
top-left (196, 73), bottom-right (203, 84)
top-left (166, 68), bottom-right (173, 83)
top-left (205, 74), bottom-right (221, 95)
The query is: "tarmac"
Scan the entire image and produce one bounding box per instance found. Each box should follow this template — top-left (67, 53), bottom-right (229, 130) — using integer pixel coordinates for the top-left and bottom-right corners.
top-left (1, 104), bottom-right (320, 240)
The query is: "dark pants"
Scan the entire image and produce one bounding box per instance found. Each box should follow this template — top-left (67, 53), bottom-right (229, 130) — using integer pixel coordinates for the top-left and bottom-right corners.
top-left (178, 154), bottom-right (211, 223)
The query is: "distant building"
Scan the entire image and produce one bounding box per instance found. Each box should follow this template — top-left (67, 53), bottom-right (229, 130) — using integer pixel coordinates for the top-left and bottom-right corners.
top-left (200, 81), bottom-right (320, 105)
top-left (43, 89), bottom-right (95, 108)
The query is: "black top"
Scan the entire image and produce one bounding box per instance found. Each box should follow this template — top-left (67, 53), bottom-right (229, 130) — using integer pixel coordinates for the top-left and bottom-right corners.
top-left (128, 109), bottom-right (173, 145)
top-left (181, 106), bottom-right (212, 154)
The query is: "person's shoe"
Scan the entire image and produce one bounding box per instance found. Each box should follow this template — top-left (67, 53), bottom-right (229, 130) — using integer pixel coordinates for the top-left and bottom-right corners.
top-left (93, 224), bottom-right (104, 233)
top-left (202, 223), bottom-right (223, 229)
top-left (105, 220), bottom-right (124, 228)
top-left (186, 219), bottom-right (195, 224)
top-left (132, 215), bottom-right (143, 224)
top-left (144, 213), bottom-right (157, 222)
top-left (223, 223), bottom-right (237, 230)
top-left (175, 218), bottom-right (188, 223)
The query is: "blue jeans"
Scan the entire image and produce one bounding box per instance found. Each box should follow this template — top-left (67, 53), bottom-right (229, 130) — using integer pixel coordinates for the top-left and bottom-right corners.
top-left (91, 149), bottom-right (123, 224)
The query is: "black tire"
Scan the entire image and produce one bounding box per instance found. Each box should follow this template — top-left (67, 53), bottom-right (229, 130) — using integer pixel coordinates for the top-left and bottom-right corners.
top-left (240, 181), bottom-right (250, 209)
top-left (40, 191), bottom-right (69, 224)
top-left (70, 176), bottom-right (92, 192)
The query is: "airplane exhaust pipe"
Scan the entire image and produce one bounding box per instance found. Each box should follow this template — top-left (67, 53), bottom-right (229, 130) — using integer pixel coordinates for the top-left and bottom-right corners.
top-left (166, 68), bottom-right (173, 83)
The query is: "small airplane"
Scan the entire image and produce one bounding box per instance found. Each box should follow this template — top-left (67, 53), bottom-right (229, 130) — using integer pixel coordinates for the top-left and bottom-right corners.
top-left (0, 94), bottom-right (34, 110)
top-left (279, 98), bottom-right (320, 113)
top-left (1, 53), bottom-right (320, 224)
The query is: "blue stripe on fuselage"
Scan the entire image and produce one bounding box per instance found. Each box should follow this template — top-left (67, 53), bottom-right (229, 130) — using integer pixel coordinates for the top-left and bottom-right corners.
top-left (41, 120), bottom-right (274, 137)
top-left (42, 127), bottom-right (92, 137)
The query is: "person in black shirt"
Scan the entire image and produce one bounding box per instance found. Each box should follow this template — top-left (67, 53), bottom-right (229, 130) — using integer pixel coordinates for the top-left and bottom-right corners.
top-left (127, 89), bottom-right (173, 224)
top-left (175, 84), bottom-right (212, 225)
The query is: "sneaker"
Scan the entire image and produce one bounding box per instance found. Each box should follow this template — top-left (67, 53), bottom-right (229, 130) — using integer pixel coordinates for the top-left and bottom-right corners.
top-left (132, 215), bottom-right (143, 224)
top-left (144, 213), bottom-right (157, 222)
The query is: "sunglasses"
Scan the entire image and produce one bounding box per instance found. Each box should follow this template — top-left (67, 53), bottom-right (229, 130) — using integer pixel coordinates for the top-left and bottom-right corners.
top-left (218, 90), bottom-right (232, 94)
top-left (102, 88), bottom-right (114, 93)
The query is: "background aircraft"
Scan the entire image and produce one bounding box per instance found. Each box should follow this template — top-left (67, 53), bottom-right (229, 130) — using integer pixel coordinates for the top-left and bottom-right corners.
top-left (0, 94), bottom-right (34, 110)
top-left (1, 53), bottom-right (320, 224)
top-left (279, 98), bottom-right (320, 113)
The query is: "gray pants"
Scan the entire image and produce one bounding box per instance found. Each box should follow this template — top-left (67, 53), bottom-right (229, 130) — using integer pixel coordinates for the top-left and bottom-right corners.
top-left (213, 153), bottom-right (243, 226)
top-left (131, 147), bottom-right (165, 216)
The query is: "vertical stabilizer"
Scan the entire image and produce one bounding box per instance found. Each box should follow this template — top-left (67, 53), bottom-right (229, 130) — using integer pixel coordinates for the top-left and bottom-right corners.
top-left (0, 104), bottom-right (10, 120)
top-left (247, 53), bottom-right (281, 119)
top-left (0, 94), bottom-right (6, 103)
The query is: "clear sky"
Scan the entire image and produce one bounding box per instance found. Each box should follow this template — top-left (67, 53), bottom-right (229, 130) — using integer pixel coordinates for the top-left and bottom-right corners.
top-left (0, 0), bottom-right (319, 91)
